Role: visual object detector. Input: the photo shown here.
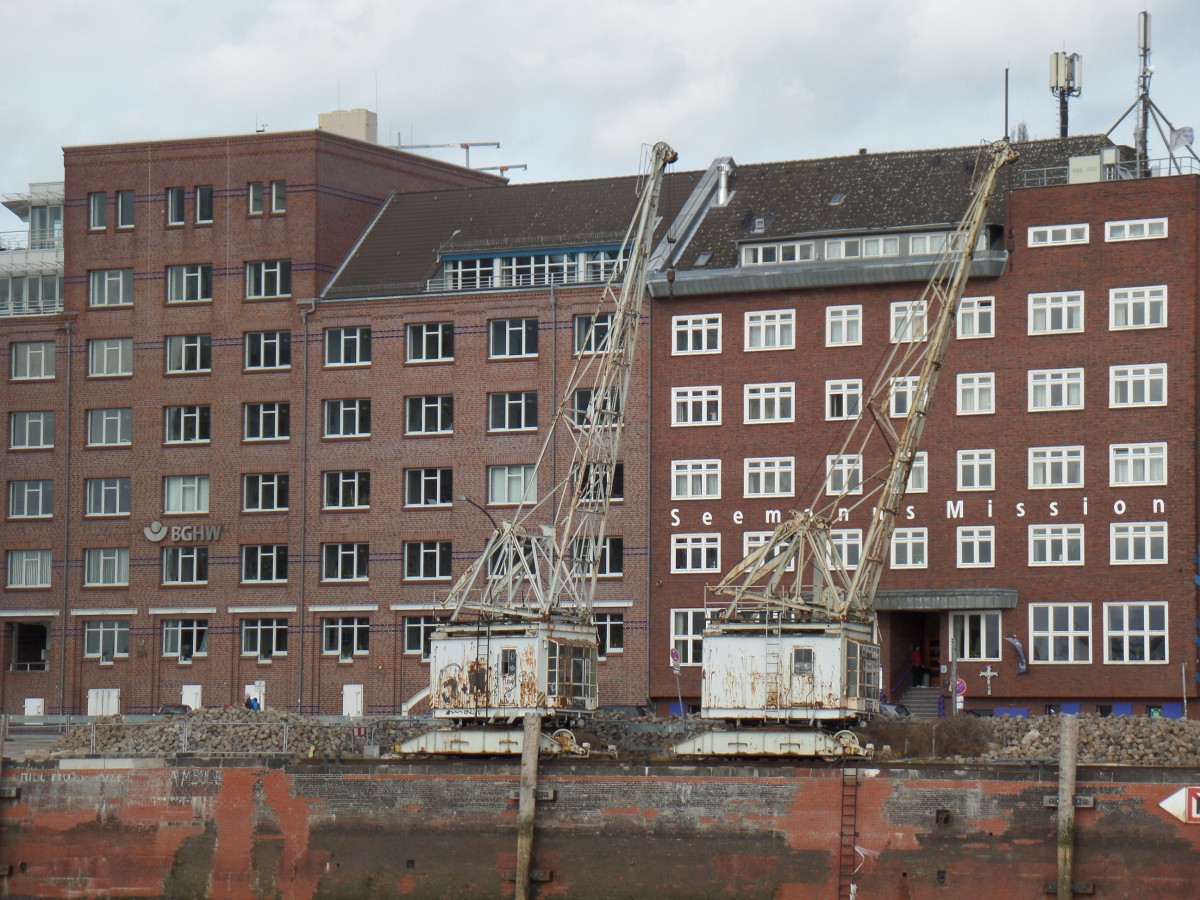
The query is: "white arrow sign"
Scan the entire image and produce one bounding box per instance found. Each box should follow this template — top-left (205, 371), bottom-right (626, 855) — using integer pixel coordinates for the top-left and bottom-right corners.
top-left (1159, 786), bottom-right (1200, 823)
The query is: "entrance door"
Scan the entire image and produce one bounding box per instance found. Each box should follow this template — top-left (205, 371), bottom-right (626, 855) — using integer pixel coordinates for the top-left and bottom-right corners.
top-left (342, 684), bottom-right (364, 718)
top-left (87, 688), bottom-right (120, 717)
top-left (182, 684), bottom-right (203, 711)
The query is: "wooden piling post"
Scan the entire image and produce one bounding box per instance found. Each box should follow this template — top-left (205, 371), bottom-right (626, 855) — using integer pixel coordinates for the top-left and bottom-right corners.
top-left (1056, 715), bottom-right (1079, 897)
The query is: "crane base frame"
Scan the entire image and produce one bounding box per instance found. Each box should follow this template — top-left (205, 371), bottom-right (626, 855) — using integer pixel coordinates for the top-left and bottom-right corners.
top-left (673, 728), bottom-right (872, 759)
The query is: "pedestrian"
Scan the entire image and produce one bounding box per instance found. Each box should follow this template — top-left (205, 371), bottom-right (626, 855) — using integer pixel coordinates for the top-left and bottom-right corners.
top-left (244, 696), bottom-right (253, 710)
top-left (910, 645), bottom-right (925, 687)
top-left (249, 696), bottom-right (260, 711)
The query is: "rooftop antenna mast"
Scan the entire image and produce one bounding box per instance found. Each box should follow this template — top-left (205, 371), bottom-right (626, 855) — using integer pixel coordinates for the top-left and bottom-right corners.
top-left (1049, 50), bottom-right (1082, 138)
top-left (1106, 11), bottom-right (1198, 176)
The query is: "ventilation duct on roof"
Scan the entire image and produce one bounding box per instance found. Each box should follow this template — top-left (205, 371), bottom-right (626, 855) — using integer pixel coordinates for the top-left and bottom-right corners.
top-left (717, 162), bottom-right (734, 206)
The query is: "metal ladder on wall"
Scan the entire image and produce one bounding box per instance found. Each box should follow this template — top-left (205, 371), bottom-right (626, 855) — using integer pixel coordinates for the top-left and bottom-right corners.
top-left (764, 627), bottom-right (782, 709)
top-left (837, 765), bottom-right (858, 899)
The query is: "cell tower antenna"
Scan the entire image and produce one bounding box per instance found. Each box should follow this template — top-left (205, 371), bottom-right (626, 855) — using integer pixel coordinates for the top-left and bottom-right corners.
top-left (1049, 50), bottom-right (1082, 139)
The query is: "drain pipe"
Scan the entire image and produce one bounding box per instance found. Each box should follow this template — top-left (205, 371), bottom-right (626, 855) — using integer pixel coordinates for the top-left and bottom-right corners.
top-left (298, 299), bottom-right (316, 711)
top-left (1056, 714), bottom-right (1079, 897)
top-left (58, 319), bottom-right (74, 715)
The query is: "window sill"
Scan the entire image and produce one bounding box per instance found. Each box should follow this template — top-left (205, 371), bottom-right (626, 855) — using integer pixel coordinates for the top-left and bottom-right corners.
top-left (165, 371), bottom-right (212, 378)
top-left (242, 437), bottom-right (290, 445)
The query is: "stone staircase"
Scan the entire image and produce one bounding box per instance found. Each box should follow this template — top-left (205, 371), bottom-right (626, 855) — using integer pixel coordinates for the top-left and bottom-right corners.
top-left (899, 685), bottom-right (944, 718)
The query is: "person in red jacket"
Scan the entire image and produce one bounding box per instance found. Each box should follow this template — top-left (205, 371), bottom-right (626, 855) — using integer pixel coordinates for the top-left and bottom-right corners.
top-left (910, 645), bottom-right (926, 686)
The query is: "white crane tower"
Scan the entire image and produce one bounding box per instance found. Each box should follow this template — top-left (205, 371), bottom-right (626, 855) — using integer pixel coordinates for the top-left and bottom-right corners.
top-left (419, 142), bottom-right (678, 743)
top-left (677, 140), bottom-right (1018, 758)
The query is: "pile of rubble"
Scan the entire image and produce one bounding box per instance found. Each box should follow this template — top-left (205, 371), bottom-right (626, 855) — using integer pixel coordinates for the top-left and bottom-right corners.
top-left (981, 713), bottom-right (1200, 767)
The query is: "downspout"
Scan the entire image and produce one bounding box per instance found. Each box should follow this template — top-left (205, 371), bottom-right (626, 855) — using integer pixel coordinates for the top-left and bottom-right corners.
top-left (298, 299), bottom-right (316, 711)
top-left (58, 319), bottom-right (73, 715)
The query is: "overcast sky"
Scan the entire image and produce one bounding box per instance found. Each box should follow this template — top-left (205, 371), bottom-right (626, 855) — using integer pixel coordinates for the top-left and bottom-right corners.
top-left (3, 0), bottom-right (1197, 229)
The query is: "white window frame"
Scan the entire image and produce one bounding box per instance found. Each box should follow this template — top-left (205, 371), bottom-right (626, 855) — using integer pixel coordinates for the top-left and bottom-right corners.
top-left (322, 617), bottom-right (370, 659)
top-left (671, 459), bottom-right (720, 500)
top-left (88, 338), bottom-right (133, 377)
top-left (826, 379), bottom-right (862, 420)
top-left (406, 322), bottom-right (453, 363)
top-left (10, 411), bottom-right (54, 449)
top-left (86, 477), bottom-right (131, 517)
top-left (162, 545), bottom-right (208, 585)
top-left (1030, 603), bottom-right (1091, 664)
top-left (404, 395), bottom-right (451, 435)
top-left (166, 263), bottom-right (214, 304)
top-left (1110, 286), bottom-right (1166, 330)
top-left (1103, 602), bottom-right (1168, 663)
top-left (240, 545), bottom-right (288, 583)
top-left (957, 296), bottom-right (995, 339)
top-left (9, 479), bottom-right (53, 519)
top-left (672, 313), bottom-right (721, 355)
top-left (7, 549), bottom-right (52, 587)
top-left (325, 398), bottom-right (372, 438)
top-left (743, 531), bottom-right (795, 572)
top-left (571, 535), bottom-right (624, 577)
top-left (163, 475), bottom-right (209, 514)
top-left (956, 526), bottom-right (995, 568)
top-left (244, 401), bottom-right (290, 441)
top-left (1105, 217), bottom-right (1167, 242)
top-left (1028, 223), bottom-right (1089, 246)
top-left (88, 269), bottom-right (134, 308)
top-left (950, 611), bottom-right (1002, 661)
top-left (404, 540), bottom-right (453, 581)
top-left (244, 331), bottom-right (291, 370)
top-left (744, 382), bottom-right (794, 424)
top-left (194, 185), bottom-right (213, 224)
top-left (489, 317), bottom-right (538, 359)
top-left (1028, 368), bottom-right (1084, 411)
top-left (325, 326), bottom-right (372, 367)
top-left (164, 405), bottom-right (209, 444)
top-left (488, 391), bottom-right (538, 432)
top-left (906, 451), bottom-right (928, 494)
top-left (321, 543), bottom-right (369, 582)
top-left (162, 618), bottom-right (207, 660)
top-left (890, 300), bottom-right (927, 343)
top-left (1110, 522), bottom-right (1167, 565)
top-left (242, 472), bottom-right (289, 512)
top-left (242, 617), bottom-right (288, 659)
top-left (165, 334), bottom-right (211, 374)
top-left (271, 180), bottom-right (287, 214)
top-left (825, 454), bottom-right (863, 496)
top-left (956, 372), bottom-right (994, 415)
top-left (670, 534), bottom-right (720, 574)
top-left (247, 182), bottom-right (263, 215)
top-left (672, 386), bottom-right (721, 426)
top-left (829, 528), bottom-right (862, 570)
top-left (890, 527), bottom-right (927, 569)
top-left (88, 192), bottom-right (106, 230)
top-left (826, 305), bottom-right (862, 347)
top-left (84, 620), bottom-right (130, 660)
top-left (165, 187), bottom-right (185, 226)
top-left (324, 470), bottom-right (370, 510)
top-left (574, 312), bottom-right (613, 354)
top-left (1029, 524), bottom-right (1084, 566)
top-left (1028, 291), bottom-right (1084, 335)
top-left (403, 615), bottom-right (445, 660)
top-left (245, 259), bottom-right (291, 299)
top-left (741, 241), bottom-right (816, 266)
top-left (87, 408), bottom-right (132, 447)
top-left (11, 341), bottom-right (55, 380)
top-left (890, 376), bottom-right (919, 418)
top-left (744, 309), bottom-right (795, 351)
top-left (744, 456), bottom-right (795, 498)
top-left (1110, 442), bottom-right (1167, 487)
top-left (956, 449), bottom-right (994, 491)
top-left (488, 464), bottom-right (536, 506)
top-left (671, 608), bottom-right (708, 665)
top-left (405, 468), bottom-right (452, 507)
top-left (1110, 364), bottom-right (1167, 408)
top-left (1029, 446), bottom-right (1084, 489)
top-left (596, 612), bottom-right (624, 657)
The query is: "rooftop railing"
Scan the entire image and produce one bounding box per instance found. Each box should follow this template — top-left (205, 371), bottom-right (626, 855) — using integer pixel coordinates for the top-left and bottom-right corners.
top-left (0, 294), bottom-right (64, 317)
top-left (1022, 154), bottom-right (1200, 188)
top-left (0, 230), bottom-right (64, 251)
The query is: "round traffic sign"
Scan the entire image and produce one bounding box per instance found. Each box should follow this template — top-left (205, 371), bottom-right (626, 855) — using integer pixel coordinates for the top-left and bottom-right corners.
top-left (669, 647), bottom-right (680, 664)
top-left (955, 676), bottom-right (967, 696)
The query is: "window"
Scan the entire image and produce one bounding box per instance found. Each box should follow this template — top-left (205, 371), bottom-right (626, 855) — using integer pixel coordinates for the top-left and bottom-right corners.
top-left (890, 376), bottom-right (918, 417)
top-left (404, 541), bottom-right (452, 580)
top-left (952, 372), bottom-right (994, 415)
top-left (162, 546), bottom-right (208, 584)
top-left (825, 454), bottom-right (863, 496)
top-left (672, 459), bottom-right (720, 500)
top-left (1028, 223), bottom-right (1088, 246)
top-left (84, 548), bottom-right (129, 586)
top-left (88, 192), bottom-right (106, 229)
top-left (88, 269), bottom-right (133, 307)
top-left (166, 187), bottom-right (185, 226)
top-left (957, 526), bottom-right (995, 567)
top-left (242, 618), bottom-right (288, 659)
top-left (575, 461), bottom-right (624, 503)
top-left (826, 237), bottom-right (888, 259)
top-left (671, 534), bottom-right (720, 573)
top-left (1028, 292), bottom-right (1084, 335)
top-left (1110, 522), bottom-right (1167, 564)
top-left (489, 391), bottom-right (538, 431)
top-left (1030, 604), bottom-right (1091, 664)
top-left (84, 621), bottom-right (129, 660)
top-left (166, 264), bottom-right (213, 303)
top-left (406, 322), bottom-right (453, 362)
top-left (194, 185), bottom-right (213, 224)
top-left (248, 182), bottom-right (263, 215)
top-left (743, 531), bottom-right (795, 572)
top-left (325, 398), bottom-right (372, 438)
top-left (572, 536), bottom-right (624, 577)
top-left (596, 612), bottom-right (624, 657)
top-left (246, 260), bottom-right (291, 298)
top-left (744, 457), bottom-right (794, 498)
top-left (88, 338), bottom-right (133, 377)
top-left (11, 342), bottom-right (55, 380)
top-left (673, 314), bottom-right (721, 354)
top-left (7, 549), bottom-right (51, 587)
top-left (245, 331), bottom-right (291, 370)
top-left (87, 477), bottom-right (131, 516)
top-left (1104, 602), bottom-right (1167, 663)
top-left (324, 470), bottom-right (370, 509)
top-left (958, 296), bottom-right (994, 339)
top-left (488, 464), bottom-right (536, 505)
top-left (318, 326), bottom-right (372, 367)
top-left (1110, 443), bottom-right (1166, 486)
top-left (957, 449), bottom-right (994, 491)
top-left (1110, 286), bottom-right (1166, 330)
top-left (890, 300), bottom-right (927, 342)
top-left (404, 395), bottom-right (450, 435)
top-left (1110, 364), bottom-right (1166, 407)
top-left (1029, 524), bottom-right (1084, 565)
top-left (574, 312), bottom-right (612, 353)
top-left (829, 529), bottom-right (862, 570)
top-left (87, 408), bottom-right (132, 447)
top-left (241, 544), bottom-right (288, 583)
top-left (672, 386), bottom-right (721, 426)
top-left (112, 190), bottom-right (135, 229)
top-left (489, 317), bottom-right (538, 358)
top-left (10, 411), bottom-right (54, 449)
top-left (323, 617), bottom-right (369, 659)
top-left (162, 619), bottom-right (207, 661)
top-left (1, 274), bottom-right (62, 315)
top-left (745, 309), bottom-right (795, 351)
top-left (488, 537), bottom-right (537, 580)
top-left (1029, 368), bottom-right (1084, 411)
top-left (907, 451), bottom-right (928, 493)
top-left (404, 616), bottom-right (446, 660)
top-left (745, 382), bottom-right (794, 423)
top-left (891, 527), bottom-right (927, 569)
top-left (826, 379), bottom-right (862, 420)
top-left (164, 405), bottom-right (210, 443)
top-left (9, 480), bottom-right (52, 518)
top-left (1105, 217), bottom-right (1166, 241)
top-left (271, 180), bottom-right (287, 213)
top-left (951, 612), bottom-right (1001, 661)
top-left (163, 334), bottom-right (212, 374)
top-left (242, 473), bottom-right (289, 512)
top-left (164, 475), bottom-right (208, 514)
top-left (1029, 446), bottom-right (1083, 489)
top-left (741, 241), bottom-right (816, 265)
top-left (405, 468), bottom-right (452, 507)
top-left (322, 543), bottom-right (369, 581)
top-left (244, 402), bottom-right (290, 441)
top-left (671, 608), bottom-right (708, 665)
top-left (572, 388), bottom-right (621, 429)
top-left (826, 305), bottom-right (862, 346)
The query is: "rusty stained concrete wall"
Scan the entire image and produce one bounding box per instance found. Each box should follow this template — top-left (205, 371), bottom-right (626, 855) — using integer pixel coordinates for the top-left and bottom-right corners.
top-left (2, 763), bottom-right (1200, 897)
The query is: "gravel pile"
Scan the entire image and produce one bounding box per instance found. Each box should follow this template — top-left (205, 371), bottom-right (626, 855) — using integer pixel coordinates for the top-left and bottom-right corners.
top-left (981, 713), bottom-right (1200, 766)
